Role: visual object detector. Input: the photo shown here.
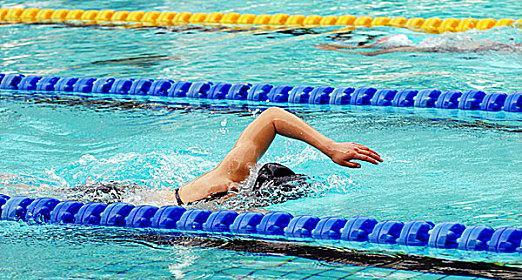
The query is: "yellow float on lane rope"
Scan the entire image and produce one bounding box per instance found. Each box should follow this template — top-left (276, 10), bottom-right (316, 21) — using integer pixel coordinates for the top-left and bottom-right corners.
top-left (0, 7), bottom-right (518, 34)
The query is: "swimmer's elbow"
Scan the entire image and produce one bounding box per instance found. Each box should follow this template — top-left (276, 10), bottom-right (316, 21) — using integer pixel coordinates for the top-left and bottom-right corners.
top-left (263, 107), bottom-right (286, 116)
top-left (261, 107), bottom-right (287, 121)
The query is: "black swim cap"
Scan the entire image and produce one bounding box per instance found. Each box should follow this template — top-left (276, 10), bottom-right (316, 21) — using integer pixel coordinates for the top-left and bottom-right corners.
top-left (252, 163), bottom-right (310, 205)
top-left (254, 163), bottom-right (296, 187)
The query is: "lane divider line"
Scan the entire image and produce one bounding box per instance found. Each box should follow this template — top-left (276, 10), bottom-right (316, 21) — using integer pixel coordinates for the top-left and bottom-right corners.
top-left (1, 194), bottom-right (521, 253)
top-left (0, 7), bottom-right (520, 34)
top-left (0, 73), bottom-right (520, 112)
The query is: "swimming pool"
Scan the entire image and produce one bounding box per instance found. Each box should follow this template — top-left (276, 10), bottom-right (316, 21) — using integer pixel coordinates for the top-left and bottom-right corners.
top-left (1, 0), bottom-right (521, 279)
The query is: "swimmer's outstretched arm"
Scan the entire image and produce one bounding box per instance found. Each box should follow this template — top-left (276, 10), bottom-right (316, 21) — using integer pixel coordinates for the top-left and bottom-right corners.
top-left (317, 44), bottom-right (438, 56)
top-left (357, 46), bottom-right (435, 56)
top-left (174, 107), bottom-right (382, 204)
top-left (316, 43), bottom-right (375, 51)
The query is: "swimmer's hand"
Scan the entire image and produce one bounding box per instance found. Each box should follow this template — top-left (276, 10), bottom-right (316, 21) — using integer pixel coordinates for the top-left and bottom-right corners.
top-left (325, 141), bottom-right (383, 168)
top-left (316, 43), bottom-right (343, 51)
top-left (316, 44), bottom-right (371, 51)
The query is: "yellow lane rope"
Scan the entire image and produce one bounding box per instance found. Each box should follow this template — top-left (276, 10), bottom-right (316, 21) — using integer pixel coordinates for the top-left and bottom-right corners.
top-left (0, 7), bottom-right (520, 34)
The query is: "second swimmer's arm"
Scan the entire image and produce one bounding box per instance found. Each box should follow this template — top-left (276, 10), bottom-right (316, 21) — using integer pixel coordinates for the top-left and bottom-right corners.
top-left (176, 107), bottom-right (382, 204)
top-left (358, 46), bottom-right (439, 56)
top-left (316, 43), bottom-right (375, 51)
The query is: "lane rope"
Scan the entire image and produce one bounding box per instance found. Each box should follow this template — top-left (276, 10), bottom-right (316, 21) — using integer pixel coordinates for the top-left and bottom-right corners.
top-left (0, 73), bottom-right (520, 112)
top-left (0, 194), bottom-right (521, 253)
top-left (0, 7), bottom-right (520, 34)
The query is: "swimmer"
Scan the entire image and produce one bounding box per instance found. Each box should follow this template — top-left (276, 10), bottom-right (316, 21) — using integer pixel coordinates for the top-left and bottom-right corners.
top-left (70, 107), bottom-right (381, 206)
top-left (0, 107), bottom-right (382, 207)
top-left (317, 34), bottom-right (522, 56)
top-left (157, 107), bottom-right (382, 205)
top-left (90, 54), bottom-right (180, 67)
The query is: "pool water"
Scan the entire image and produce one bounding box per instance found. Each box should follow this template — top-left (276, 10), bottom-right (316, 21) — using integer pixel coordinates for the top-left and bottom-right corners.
top-left (1, 0), bottom-right (521, 279)
top-left (1, 94), bottom-right (520, 278)
top-left (0, 221), bottom-right (491, 280)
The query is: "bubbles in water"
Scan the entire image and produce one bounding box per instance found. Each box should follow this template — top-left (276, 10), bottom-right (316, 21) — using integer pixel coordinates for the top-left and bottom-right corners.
top-left (168, 249), bottom-right (198, 280)
top-left (53, 151), bottom-right (215, 189)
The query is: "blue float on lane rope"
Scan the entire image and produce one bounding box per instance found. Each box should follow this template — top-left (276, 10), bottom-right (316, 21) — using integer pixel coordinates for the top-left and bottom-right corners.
top-left (0, 73), bottom-right (520, 112)
top-left (1, 194), bottom-right (520, 253)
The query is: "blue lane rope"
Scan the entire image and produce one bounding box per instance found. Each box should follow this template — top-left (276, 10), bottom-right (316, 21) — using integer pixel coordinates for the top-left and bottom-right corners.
top-left (0, 73), bottom-right (521, 112)
top-left (0, 194), bottom-right (520, 253)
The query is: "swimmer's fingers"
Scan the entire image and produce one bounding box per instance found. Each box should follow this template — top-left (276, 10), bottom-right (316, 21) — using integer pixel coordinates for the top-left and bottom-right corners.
top-left (353, 153), bottom-right (381, 165)
top-left (355, 147), bottom-right (383, 162)
top-left (354, 143), bottom-right (382, 162)
top-left (354, 143), bottom-right (375, 152)
top-left (340, 161), bottom-right (361, 168)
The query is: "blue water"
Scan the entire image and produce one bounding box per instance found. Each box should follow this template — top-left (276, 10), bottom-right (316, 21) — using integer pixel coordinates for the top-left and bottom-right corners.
top-left (1, 0), bottom-right (522, 279)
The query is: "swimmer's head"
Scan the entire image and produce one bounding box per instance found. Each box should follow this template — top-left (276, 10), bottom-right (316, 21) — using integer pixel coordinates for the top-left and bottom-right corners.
top-left (375, 34), bottom-right (414, 48)
top-left (254, 163), bottom-right (296, 186)
top-left (252, 163), bottom-right (310, 206)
